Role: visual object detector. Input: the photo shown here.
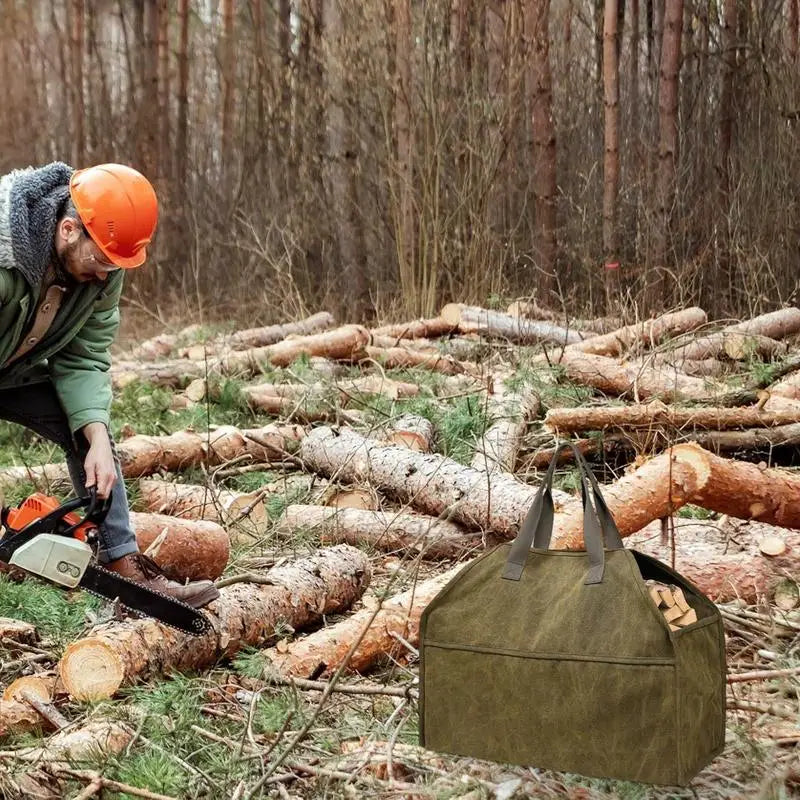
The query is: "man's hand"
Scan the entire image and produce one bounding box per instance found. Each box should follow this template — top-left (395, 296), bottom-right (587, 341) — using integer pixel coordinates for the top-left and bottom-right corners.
top-left (82, 422), bottom-right (117, 498)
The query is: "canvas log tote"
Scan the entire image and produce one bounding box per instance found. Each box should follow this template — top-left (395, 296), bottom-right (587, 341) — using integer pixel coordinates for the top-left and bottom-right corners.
top-left (419, 444), bottom-right (726, 786)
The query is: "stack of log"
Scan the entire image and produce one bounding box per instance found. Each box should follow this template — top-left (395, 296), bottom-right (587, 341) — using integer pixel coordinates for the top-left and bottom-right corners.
top-left (0, 302), bottom-right (797, 773)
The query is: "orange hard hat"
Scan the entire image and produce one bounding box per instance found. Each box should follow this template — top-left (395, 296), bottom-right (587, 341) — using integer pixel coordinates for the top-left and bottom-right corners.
top-left (69, 163), bottom-right (158, 269)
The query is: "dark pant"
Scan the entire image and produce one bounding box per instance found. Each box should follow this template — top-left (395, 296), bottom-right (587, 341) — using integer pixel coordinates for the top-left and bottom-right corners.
top-left (0, 380), bottom-right (138, 563)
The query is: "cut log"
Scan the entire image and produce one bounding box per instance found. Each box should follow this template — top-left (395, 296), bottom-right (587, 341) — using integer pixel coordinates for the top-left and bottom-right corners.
top-left (0, 618), bottom-right (38, 645)
top-left (0, 463), bottom-right (70, 494)
top-left (554, 350), bottom-right (719, 401)
top-left (112, 325), bottom-right (371, 388)
top-left (130, 512), bottom-right (230, 582)
top-left (368, 334), bottom-right (442, 352)
top-left (440, 303), bottom-right (583, 346)
top-left (679, 359), bottom-right (729, 378)
top-left (370, 317), bottom-right (457, 339)
top-left (0, 699), bottom-right (41, 736)
top-left (265, 567), bottom-right (456, 678)
top-left (691, 423), bottom-right (800, 451)
top-left (227, 311), bottom-right (336, 351)
top-left (58, 545), bottom-right (371, 699)
top-left (551, 443), bottom-right (800, 548)
top-left (506, 300), bottom-right (623, 332)
top-left (128, 323), bottom-right (203, 361)
top-left (544, 401), bottom-right (800, 434)
top-left (4, 720), bottom-right (132, 761)
top-left (722, 333), bottom-right (787, 361)
top-left (524, 434), bottom-right (630, 470)
top-left (117, 423), bottom-right (305, 477)
top-left (569, 307), bottom-right (707, 357)
top-left (276, 505), bottom-right (486, 559)
top-left (625, 518), bottom-right (800, 603)
top-left (387, 414), bottom-right (435, 451)
top-left (324, 487), bottom-right (379, 510)
top-left (769, 369), bottom-right (800, 401)
top-left (298, 426), bottom-right (571, 536)
top-left (3, 676), bottom-right (57, 704)
top-left (137, 479), bottom-right (268, 533)
top-left (666, 308), bottom-right (800, 362)
top-left (363, 344), bottom-right (480, 377)
top-left (471, 381), bottom-right (541, 473)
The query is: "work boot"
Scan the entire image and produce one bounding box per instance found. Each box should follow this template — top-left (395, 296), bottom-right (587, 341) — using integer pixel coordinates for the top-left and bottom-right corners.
top-left (105, 553), bottom-right (220, 608)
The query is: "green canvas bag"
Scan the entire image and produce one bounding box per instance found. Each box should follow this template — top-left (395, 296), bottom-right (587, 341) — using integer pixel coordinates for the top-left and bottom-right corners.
top-left (419, 444), bottom-right (726, 786)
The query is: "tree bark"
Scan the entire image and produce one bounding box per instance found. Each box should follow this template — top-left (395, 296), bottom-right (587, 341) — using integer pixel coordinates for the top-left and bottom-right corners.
top-left (0, 699), bottom-right (41, 737)
top-left (58, 545), bottom-right (371, 699)
top-left (298, 425), bottom-right (571, 536)
top-left (440, 303), bottom-right (583, 345)
top-left (265, 567), bottom-right (456, 678)
top-left (276, 505), bottom-right (486, 559)
top-left (552, 442), bottom-right (800, 548)
top-left (691, 424), bottom-right (800, 452)
top-left (544, 401), bottom-right (800, 434)
top-left (130, 511), bottom-right (230, 581)
top-left (176, 0), bottom-right (190, 188)
top-left (220, 0), bottom-right (235, 180)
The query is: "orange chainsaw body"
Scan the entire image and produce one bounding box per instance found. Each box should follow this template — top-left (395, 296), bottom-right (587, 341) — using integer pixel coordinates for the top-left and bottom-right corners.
top-left (5, 493), bottom-right (93, 542)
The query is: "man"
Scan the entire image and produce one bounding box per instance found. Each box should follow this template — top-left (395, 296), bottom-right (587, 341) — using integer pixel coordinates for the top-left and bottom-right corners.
top-left (0, 162), bottom-right (218, 607)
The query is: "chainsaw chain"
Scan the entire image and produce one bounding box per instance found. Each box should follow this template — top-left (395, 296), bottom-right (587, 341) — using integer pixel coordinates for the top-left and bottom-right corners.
top-left (83, 563), bottom-right (211, 636)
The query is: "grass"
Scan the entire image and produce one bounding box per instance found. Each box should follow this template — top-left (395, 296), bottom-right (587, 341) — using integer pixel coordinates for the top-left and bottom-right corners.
top-left (0, 348), bottom-right (795, 799)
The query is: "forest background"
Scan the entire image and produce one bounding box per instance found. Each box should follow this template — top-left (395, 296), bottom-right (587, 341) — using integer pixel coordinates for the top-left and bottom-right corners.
top-left (0, 0), bottom-right (797, 326)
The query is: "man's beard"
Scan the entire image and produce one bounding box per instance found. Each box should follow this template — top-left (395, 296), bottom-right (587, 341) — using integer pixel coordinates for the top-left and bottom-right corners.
top-left (53, 240), bottom-right (80, 286)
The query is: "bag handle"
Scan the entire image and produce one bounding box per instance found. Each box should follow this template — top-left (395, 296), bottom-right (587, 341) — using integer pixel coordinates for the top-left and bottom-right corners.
top-left (502, 442), bottom-right (623, 585)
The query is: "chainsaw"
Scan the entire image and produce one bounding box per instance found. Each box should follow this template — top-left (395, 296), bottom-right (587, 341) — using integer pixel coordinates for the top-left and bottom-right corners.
top-left (0, 490), bottom-right (211, 636)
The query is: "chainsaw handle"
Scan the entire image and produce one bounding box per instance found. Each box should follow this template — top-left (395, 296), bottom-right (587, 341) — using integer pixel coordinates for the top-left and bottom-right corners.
top-left (61, 487), bottom-right (112, 536)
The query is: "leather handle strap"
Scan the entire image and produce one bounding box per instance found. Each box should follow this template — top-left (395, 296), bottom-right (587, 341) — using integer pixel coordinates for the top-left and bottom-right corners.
top-left (502, 442), bottom-right (623, 584)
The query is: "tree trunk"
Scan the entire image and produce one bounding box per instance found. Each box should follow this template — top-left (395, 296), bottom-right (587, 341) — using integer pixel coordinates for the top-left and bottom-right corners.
top-left (70, 0), bottom-right (85, 166)
top-left (0, 700), bottom-right (41, 737)
top-left (552, 442), bottom-right (800, 548)
top-left (440, 303), bottom-right (583, 345)
top-left (602, 0), bottom-right (620, 266)
top-left (176, 0), bottom-right (190, 188)
top-left (226, 312), bottom-right (337, 350)
top-left (544, 402), bottom-right (800, 434)
top-left (691, 423), bottom-right (800, 452)
top-left (719, 0), bottom-right (737, 209)
top-left (524, 0), bottom-right (557, 298)
top-left (790, 0), bottom-right (799, 62)
top-left (323, 0), bottom-right (370, 317)
top-left (265, 567), bottom-right (456, 678)
top-left (130, 511), bottom-right (230, 581)
top-left (220, 0), bottom-right (235, 180)
top-left (276, 505), bottom-right (486, 559)
top-left (58, 545), bottom-right (371, 699)
top-left (646, 0), bottom-right (683, 310)
top-left (298, 425), bottom-right (571, 536)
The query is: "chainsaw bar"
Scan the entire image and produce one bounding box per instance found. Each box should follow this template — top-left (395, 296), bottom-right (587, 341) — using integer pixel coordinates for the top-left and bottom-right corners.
top-left (79, 564), bottom-right (212, 636)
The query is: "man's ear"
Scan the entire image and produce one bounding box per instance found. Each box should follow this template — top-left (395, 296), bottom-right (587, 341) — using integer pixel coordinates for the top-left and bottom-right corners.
top-left (59, 217), bottom-right (82, 245)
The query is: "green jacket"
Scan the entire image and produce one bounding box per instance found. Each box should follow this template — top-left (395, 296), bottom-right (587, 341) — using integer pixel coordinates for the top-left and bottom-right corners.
top-left (0, 269), bottom-right (123, 434)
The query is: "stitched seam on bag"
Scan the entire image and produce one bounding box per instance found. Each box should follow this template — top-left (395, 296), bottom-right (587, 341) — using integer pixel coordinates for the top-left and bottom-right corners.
top-left (424, 640), bottom-right (675, 665)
